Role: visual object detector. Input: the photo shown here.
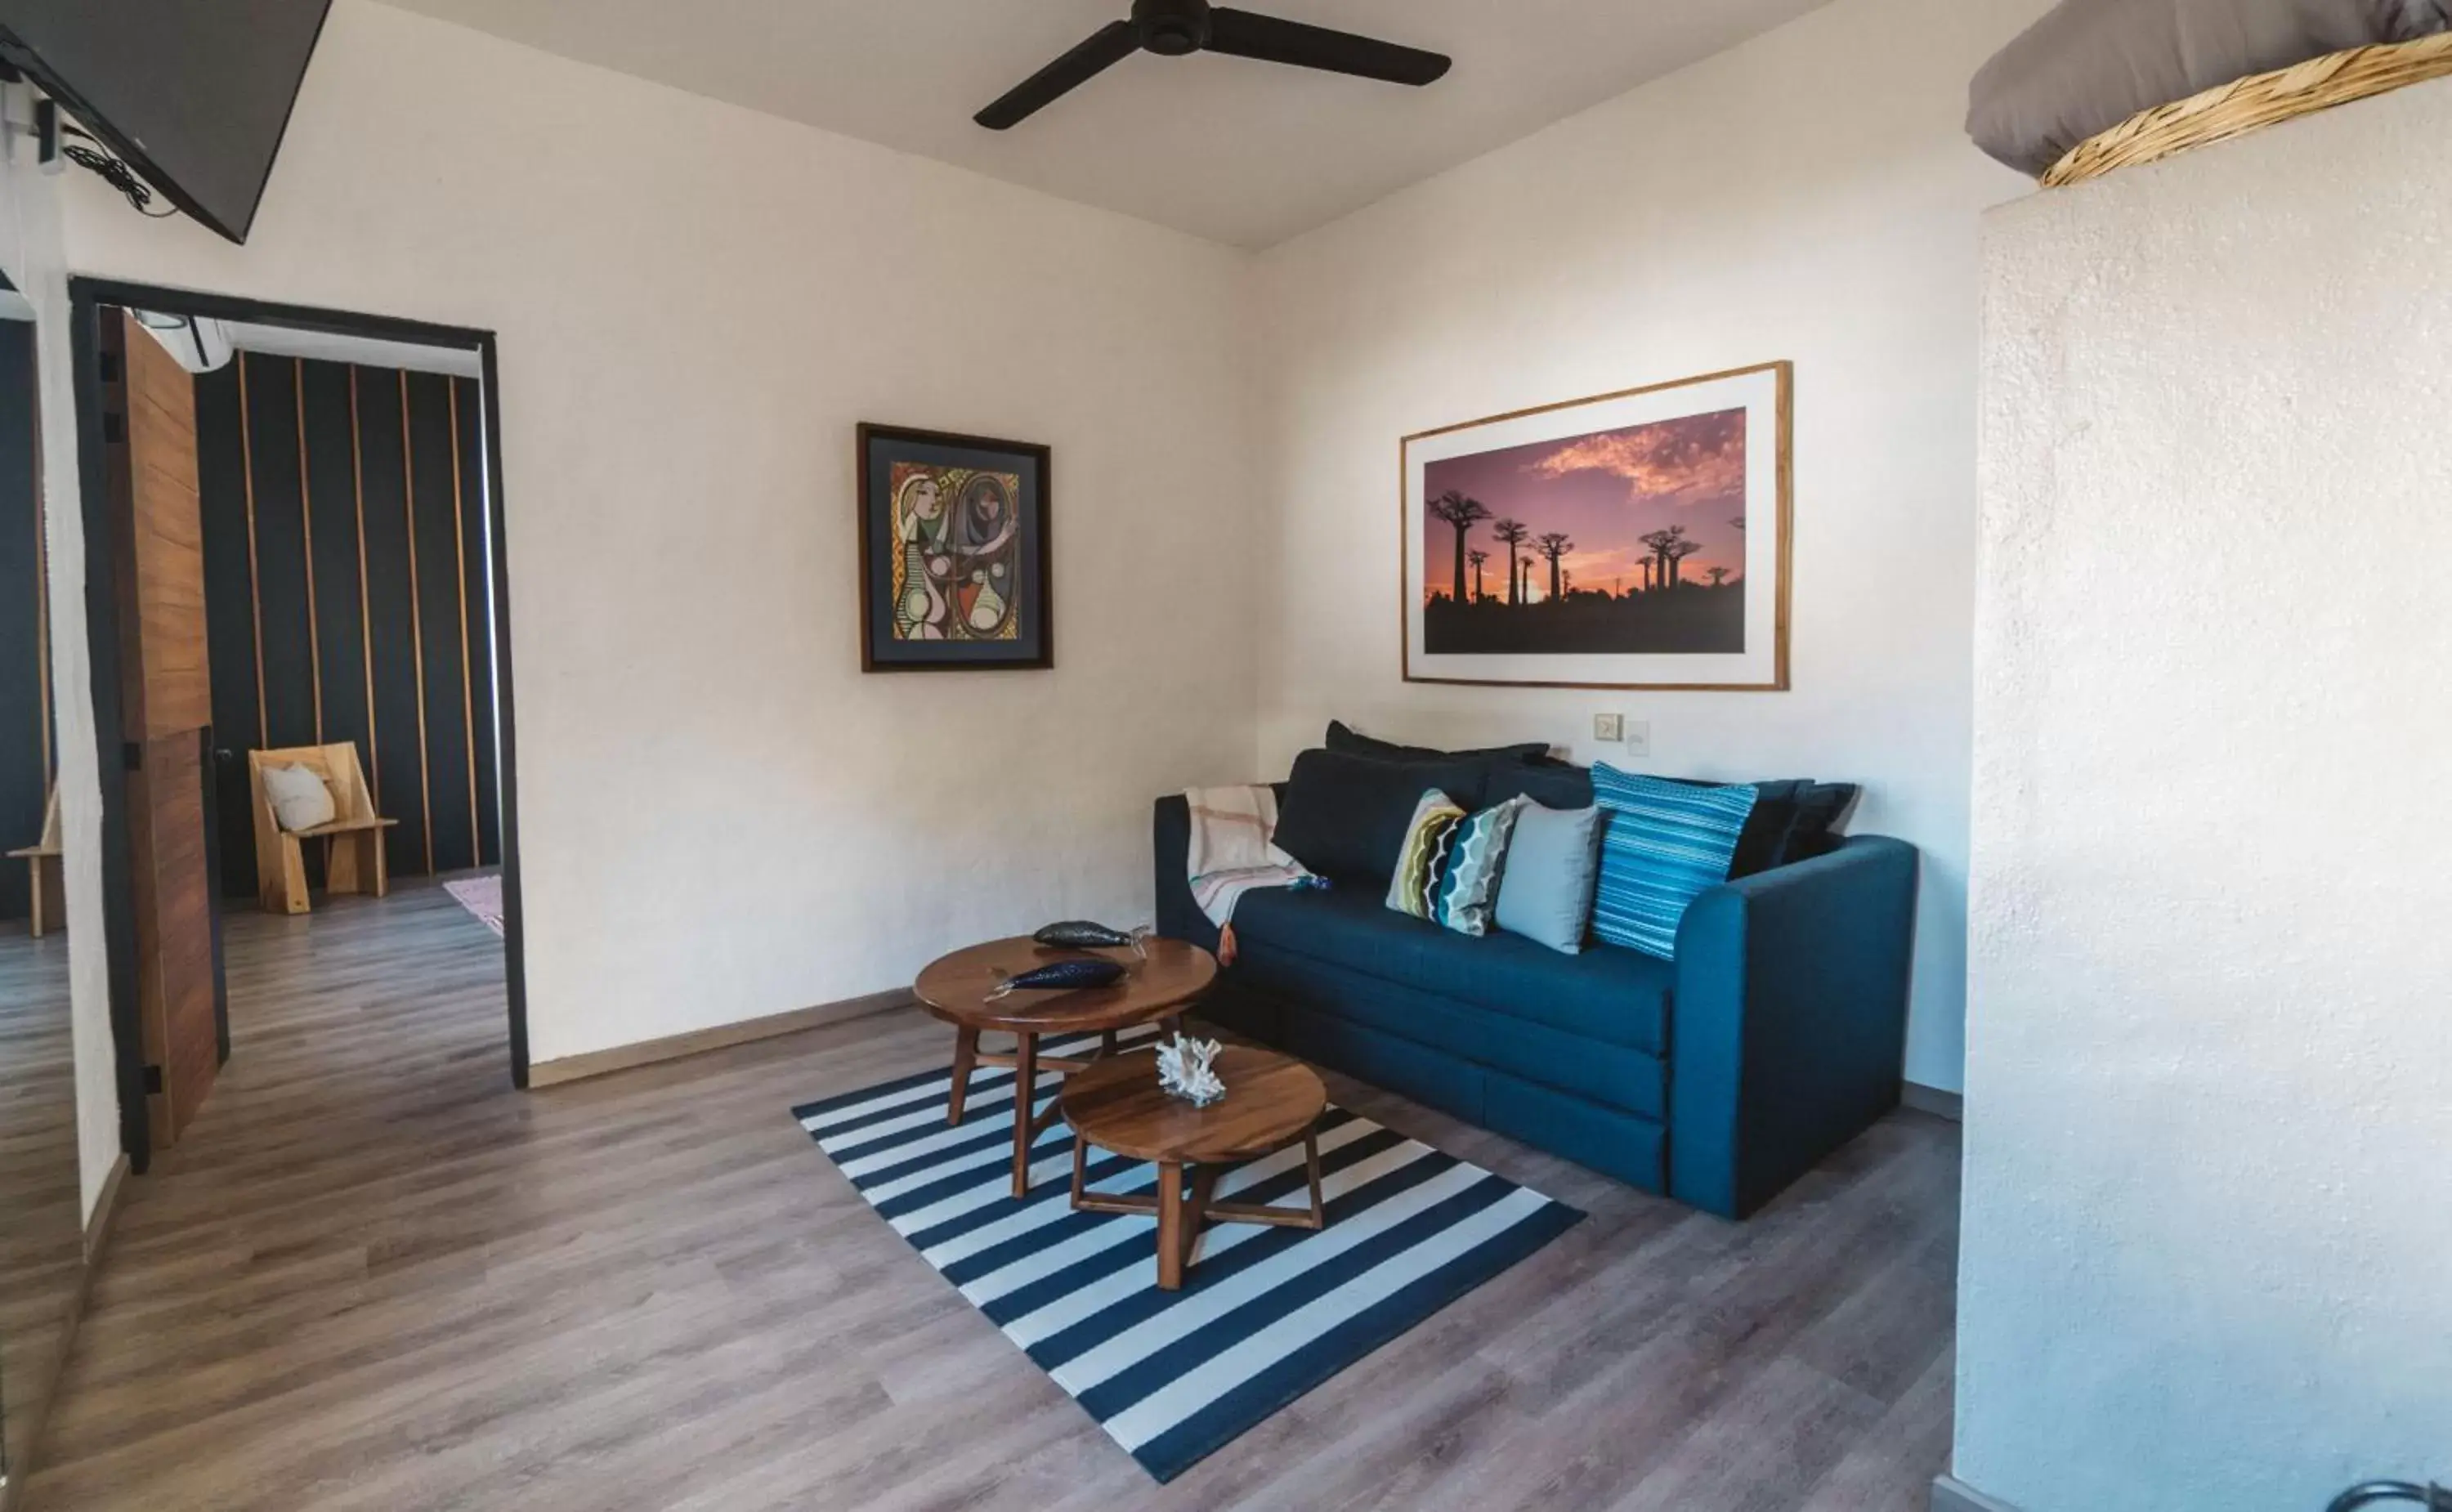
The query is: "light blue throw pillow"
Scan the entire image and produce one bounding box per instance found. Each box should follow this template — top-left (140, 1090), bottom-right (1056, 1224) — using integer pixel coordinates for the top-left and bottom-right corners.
top-left (1493, 803), bottom-right (1606, 954)
top-left (1589, 764), bottom-right (1758, 960)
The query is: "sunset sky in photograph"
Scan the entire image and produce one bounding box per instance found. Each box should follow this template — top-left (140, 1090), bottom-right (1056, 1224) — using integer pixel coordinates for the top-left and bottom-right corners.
top-left (1421, 408), bottom-right (1748, 600)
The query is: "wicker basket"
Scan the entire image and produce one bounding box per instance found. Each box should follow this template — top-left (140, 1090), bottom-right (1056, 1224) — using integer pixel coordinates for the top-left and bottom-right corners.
top-left (2043, 30), bottom-right (2452, 187)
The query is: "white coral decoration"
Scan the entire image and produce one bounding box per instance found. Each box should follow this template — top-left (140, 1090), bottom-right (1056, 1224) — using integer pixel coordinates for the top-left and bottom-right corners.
top-left (1155, 1032), bottom-right (1227, 1107)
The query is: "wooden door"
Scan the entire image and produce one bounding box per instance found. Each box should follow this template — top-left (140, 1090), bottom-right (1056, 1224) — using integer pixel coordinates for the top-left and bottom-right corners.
top-left (105, 309), bottom-right (221, 1147)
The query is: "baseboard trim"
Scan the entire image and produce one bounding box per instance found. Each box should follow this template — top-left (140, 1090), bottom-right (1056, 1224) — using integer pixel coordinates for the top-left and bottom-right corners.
top-left (528, 990), bottom-right (912, 1088)
top-left (1933, 1474), bottom-right (2025, 1512)
top-left (1903, 1081), bottom-right (1963, 1121)
top-left (84, 1150), bottom-right (129, 1266)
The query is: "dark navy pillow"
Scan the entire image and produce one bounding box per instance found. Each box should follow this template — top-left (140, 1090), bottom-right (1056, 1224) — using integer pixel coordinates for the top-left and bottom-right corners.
top-left (1779, 782), bottom-right (1862, 862)
top-left (1323, 720), bottom-right (1550, 767)
top-left (1483, 762), bottom-right (1594, 812)
top-left (1274, 749), bottom-right (1492, 884)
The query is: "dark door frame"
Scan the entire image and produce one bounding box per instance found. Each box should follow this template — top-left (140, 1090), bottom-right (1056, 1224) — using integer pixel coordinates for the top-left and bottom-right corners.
top-left (69, 275), bottom-right (531, 1170)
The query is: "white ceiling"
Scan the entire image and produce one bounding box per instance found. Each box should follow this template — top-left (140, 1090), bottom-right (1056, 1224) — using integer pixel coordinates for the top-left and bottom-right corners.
top-left (378, 0), bottom-right (1831, 249)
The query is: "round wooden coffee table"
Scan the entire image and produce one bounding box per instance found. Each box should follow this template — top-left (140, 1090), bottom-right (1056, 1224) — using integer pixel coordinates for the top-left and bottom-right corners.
top-left (914, 936), bottom-right (1218, 1198)
top-left (1058, 1045), bottom-right (1328, 1291)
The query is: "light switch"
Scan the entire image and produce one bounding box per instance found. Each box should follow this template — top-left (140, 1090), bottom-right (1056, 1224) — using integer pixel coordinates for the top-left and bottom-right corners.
top-left (1593, 713), bottom-right (1623, 743)
top-left (1625, 720), bottom-right (1652, 758)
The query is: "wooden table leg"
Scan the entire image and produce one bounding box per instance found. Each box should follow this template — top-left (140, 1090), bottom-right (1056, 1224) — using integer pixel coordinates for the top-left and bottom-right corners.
top-left (1185, 1165), bottom-right (1219, 1277)
top-left (946, 1027), bottom-right (979, 1126)
top-left (1101, 1028), bottom-right (1118, 1057)
top-left (1304, 1131), bottom-right (1325, 1228)
top-left (1009, 1031), bottom-right (1039, 1199)
top-left (1156, 1161), bottom-right (1186, 1291)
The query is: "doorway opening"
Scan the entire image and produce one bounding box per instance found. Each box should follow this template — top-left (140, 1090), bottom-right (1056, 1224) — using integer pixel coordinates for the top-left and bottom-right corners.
top-left (69, 279), bottom-right (530, 1172)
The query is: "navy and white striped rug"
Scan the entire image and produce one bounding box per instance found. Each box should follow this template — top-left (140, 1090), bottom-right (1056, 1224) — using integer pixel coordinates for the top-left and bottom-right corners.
top-left (791, 1029), bottom-right (1583, 1483)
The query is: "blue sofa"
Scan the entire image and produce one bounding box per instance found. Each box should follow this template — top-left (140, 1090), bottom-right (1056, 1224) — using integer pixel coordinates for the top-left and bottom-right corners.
top-left (1152, 786), bottom-right (1918, 1219)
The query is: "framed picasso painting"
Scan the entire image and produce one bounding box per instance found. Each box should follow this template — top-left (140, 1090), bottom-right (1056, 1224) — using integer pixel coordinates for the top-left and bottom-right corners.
top-left (857, 423), bottom-right (1053, 673)
top-left (1400, 361), bottom-right (1792, 691)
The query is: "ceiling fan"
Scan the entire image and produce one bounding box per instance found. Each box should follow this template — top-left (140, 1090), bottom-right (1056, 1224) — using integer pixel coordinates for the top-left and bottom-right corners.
top-left (975, 0), bottom-right (1452, 131)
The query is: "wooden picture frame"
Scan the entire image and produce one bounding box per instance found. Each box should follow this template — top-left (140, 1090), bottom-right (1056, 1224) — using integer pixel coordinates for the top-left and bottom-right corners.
top-left (1399, 361), bottom-right (1792, 691)
top-left (856, 423), bottom-right (1053, 673)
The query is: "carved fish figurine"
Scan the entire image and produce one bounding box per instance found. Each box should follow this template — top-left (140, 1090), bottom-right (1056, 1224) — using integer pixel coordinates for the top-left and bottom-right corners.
top-left (987, 958), bottom-right (1129, 1000)
top-left (1032, 921), bottom-right (1150, 955)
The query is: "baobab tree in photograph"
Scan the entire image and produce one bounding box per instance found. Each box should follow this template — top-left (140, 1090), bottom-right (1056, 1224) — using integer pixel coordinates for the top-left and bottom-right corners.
top-left (1469, 549), bottom-right (1490, 603)
top-left (1667, 537), bottom-right (1704, 586)
top-left (1537, 532), bottom-right (1574, 603)
top-left (1707, 566), bottom-right (1730, 588)
top-left (1640, 525), bottom-right (1693, 589)
top-left (1427, 490), bottom-right (1491, 606)
top-left (1490, 517), bottom-right (1532, 606)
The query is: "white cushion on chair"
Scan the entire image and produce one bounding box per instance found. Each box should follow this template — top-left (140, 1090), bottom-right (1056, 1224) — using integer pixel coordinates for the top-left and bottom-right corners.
top-left (263, 764), bottom-right (337, 832)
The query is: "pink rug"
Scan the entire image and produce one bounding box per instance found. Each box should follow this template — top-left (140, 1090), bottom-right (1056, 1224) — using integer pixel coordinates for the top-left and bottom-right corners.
top-left (443, 875), bottom-right (504, 937)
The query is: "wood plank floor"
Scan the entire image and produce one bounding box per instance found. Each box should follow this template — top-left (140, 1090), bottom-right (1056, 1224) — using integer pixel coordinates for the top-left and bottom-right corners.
top-left (25, 884), bottom-right (1960, 1511)
top-left (0, 924), bottom-right (81, 1490)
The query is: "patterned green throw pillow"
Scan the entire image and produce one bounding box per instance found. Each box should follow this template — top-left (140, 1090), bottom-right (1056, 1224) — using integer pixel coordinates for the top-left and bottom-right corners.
top-left (1385, 790), bottom-right (1466, 920)
top-left (1385, 790), bottom-right (1530, 937)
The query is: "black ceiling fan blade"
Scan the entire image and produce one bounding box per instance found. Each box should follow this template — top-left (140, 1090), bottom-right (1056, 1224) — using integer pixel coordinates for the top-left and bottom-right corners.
top-left (1204, 8), bottom-right (1450, 86)
top-left (975, 20), bottom-right (1142, 130)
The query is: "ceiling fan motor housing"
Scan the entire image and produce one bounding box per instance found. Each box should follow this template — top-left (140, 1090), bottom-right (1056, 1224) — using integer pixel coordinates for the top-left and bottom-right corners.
top-left (1133, 0), bottom-right (1212, 56)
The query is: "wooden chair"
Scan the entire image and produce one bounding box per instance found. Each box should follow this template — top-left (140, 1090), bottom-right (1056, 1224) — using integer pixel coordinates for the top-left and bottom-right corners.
top-left (7, 785), bottom-right (65, 937)
top-left (247, 745), bottom-right (398, 915)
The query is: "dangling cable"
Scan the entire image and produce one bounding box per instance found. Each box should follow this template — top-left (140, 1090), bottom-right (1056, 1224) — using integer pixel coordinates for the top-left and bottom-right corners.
top-left (60, 123), bottom-right (179, 219)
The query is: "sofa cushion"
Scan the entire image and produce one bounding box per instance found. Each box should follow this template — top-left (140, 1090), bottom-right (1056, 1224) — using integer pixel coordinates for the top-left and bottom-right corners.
top-left (1228, 884), bottom-right (1672, 1058)
top-left (1274, 749), bottom-right (1491, 884)
top-left (1325, 720), bottom-right (1550, 767)
top-left (1590, 764), bottom-right (1756, 960)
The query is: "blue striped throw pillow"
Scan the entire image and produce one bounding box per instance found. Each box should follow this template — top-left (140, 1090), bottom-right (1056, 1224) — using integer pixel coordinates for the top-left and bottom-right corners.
top-left (1589, 765), bottom-right (1758, 960)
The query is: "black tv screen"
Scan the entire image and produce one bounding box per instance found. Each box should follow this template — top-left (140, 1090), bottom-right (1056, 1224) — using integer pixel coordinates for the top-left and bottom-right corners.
top-left (0, 0), bottom-right (332, 244)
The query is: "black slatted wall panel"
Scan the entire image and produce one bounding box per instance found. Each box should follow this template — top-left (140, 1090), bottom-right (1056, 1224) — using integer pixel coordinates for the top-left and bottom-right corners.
top-left (0, 320), bottom-right (47, 924)
top-left (192, 353), bottom-right (498, 898)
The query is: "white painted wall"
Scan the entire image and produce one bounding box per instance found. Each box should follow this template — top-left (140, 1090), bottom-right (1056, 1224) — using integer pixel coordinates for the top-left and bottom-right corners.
top-left (1251, 0), bottom-right (2046, 1091)
top-left (0, 155), bottom-right (122, 1217)
top-left (56, 0), bottom-right (1259, 1067)
top-left (1957, 83), bottom-right (2452, 1512)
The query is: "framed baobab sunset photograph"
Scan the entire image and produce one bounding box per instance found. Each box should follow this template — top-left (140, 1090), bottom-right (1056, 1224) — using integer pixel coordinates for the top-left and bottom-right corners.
top-left (1401, 362), bottom-right (1791, 690)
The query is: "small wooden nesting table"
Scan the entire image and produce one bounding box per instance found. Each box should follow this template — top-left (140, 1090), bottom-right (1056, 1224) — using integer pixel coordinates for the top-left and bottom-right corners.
top-left (914, 935), bottom-right (1218, 1199)
top-left (1058, 1045), bottom-right (1329, 1291)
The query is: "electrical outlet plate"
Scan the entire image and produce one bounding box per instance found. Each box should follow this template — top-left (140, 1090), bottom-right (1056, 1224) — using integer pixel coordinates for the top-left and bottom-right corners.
top-left (1593, 713), bottom-right (1623, 743)
top-left (1624, 720), bottom-right (1652, 758)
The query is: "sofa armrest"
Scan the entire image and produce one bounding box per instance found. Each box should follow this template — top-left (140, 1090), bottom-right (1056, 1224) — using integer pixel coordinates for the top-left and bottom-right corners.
top-left (1668, 834), bottom-right (1920, 1219)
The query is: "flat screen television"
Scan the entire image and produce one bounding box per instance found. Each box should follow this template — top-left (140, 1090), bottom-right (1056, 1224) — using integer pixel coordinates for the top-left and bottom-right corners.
top-left (0, 0), bottom-right (333, 244)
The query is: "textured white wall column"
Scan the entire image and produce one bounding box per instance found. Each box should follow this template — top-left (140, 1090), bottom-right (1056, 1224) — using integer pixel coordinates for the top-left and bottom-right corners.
top-left (1958, 80), bottom-right (2452, 1512)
